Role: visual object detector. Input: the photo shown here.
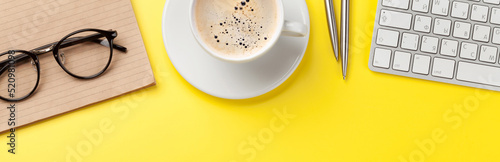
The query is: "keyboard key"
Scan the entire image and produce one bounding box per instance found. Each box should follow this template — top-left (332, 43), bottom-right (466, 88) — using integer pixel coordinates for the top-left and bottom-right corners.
top-left (451, 1), bottom-right (469, 19)
top-left (440, 39), bottom-right (458, 57)
top-left (380, 10), bottom-right (413, 30)
top-left (473, 25), bottom-right (491, 42)
top-left (493, 28), bottom-right (500, 45)
top-left (457, 62), bottom-right (500, 87)
top-left (431, 0), bottom-right (450, 16)
top-left (393, 51), bottom-right (412, 71)
top-left (479, 45), bottom-right (498, 63)
top-left (460, 42), bottom-right (478, 60)
top-left (433, 18), bottom-right (451, 36)
top-left (373, 48), bottom-right (392, 68)
top-left (376, 29), bottom-right (400, 47)
top-left (484, 0), bottom-right (500, 5)
top-left (432, 58), bottom-right (455, 79)
top-left (453, 21), bottom-right (471, 39)
top-left (492, 8), bottom-right (500, 25)
top-left (414, 15), bottom-right (432, 33)
top-left (382, 0), bottom-right (410, 9)
top-left (421, 36), bottom-right (439, 54)
top-left (471, 5), bottom-right (489, 22)
top-left (413, 54), bottom-right (431, 75)
top-left (412, 0), bottom-right (430, 12)
top-left (401, 33), bottom-right (419, 50)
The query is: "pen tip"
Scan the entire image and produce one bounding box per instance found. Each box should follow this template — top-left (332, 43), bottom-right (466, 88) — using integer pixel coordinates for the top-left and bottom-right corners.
top-left (343, 76), bottom-right (346, 80)
top-left (335, 50), bottom-right (339, 60)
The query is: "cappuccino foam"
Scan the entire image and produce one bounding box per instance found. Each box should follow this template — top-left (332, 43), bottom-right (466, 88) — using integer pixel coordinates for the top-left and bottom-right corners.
top-left (194, 0), bottom-right (279, 58)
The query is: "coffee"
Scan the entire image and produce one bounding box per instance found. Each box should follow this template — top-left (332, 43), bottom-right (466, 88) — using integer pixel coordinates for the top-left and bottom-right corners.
top-left (194, 0), bottom-right (279, 59)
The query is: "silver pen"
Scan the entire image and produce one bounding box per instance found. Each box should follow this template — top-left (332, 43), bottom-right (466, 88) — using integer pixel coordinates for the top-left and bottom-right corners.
top-left (325, 0), bottom-right (339, 60)
top-left (341, 0), bottom-right (349, 80)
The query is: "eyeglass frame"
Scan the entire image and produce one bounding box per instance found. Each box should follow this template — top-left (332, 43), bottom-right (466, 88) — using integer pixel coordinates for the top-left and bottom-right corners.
top-left (0, 28), bottom-right (127, 102)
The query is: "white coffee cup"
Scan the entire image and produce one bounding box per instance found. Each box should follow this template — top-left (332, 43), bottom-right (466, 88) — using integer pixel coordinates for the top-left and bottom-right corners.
top-left (189, 0), bottom-right (308, 63)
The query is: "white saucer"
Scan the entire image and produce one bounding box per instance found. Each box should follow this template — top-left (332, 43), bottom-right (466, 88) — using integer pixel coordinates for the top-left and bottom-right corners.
top-left (162, 0), bottom-right (310, 99)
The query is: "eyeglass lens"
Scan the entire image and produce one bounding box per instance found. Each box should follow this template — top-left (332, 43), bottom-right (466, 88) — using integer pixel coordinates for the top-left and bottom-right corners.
top-left (0, 52), bottom-right (39, 100)
top-left (58, 31), bottom-right (112, 78)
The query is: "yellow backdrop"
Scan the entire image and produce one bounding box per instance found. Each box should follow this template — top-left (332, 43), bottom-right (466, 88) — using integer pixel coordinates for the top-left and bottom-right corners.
top-left (2, 0), bottom-right (500, 161)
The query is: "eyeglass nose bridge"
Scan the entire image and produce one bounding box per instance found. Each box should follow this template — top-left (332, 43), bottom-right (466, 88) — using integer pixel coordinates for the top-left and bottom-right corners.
top-left (30, 44), bottom-right (55, 55)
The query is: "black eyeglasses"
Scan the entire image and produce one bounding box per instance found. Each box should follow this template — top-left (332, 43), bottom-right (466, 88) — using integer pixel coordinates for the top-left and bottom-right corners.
top-left (0, 28), bottom-right (127, 102)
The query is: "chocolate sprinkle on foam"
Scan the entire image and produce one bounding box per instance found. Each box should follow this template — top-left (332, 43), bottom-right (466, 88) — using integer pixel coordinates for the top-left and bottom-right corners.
top-left (195, 0), bottom-right (275, 58)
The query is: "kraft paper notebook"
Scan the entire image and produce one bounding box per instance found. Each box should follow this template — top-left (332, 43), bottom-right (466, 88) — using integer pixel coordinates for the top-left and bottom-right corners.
top-left (0, 0), bottom-right (156, 132)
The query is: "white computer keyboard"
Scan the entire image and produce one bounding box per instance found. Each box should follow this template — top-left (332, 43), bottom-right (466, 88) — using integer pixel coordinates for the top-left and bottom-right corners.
top-left (369, 0), bottom-right (500, 91)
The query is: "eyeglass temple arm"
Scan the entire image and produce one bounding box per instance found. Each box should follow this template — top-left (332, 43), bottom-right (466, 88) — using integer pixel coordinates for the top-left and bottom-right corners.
top-left (32, 33), bottom-right (127, 53)
top-left (0, 33), bottom-right (127, 75)
top-left (0, 52), bottom-right (29, 76)
top-left (0, 54), bottom-right (11, 76)
top-left (58, 33), bottom-right (127, 52)
top-left (0, 53), bottom-right (32, 77)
